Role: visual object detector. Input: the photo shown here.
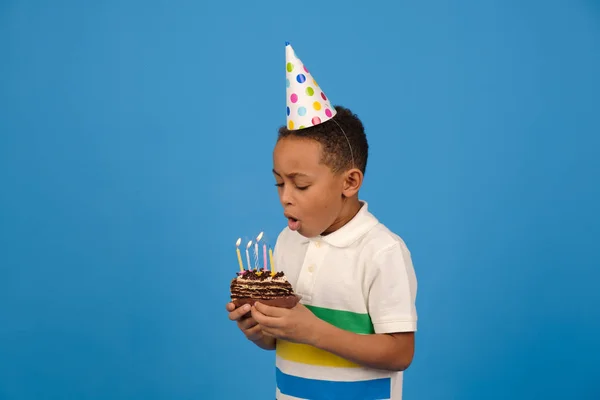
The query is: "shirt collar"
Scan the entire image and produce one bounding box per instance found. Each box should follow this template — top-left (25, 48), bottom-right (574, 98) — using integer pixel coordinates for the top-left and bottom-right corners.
top-left (315, 201), bottom-right (379, 248)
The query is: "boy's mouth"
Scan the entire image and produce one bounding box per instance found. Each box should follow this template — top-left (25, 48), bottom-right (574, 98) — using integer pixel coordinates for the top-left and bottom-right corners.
top-left (285, 214), bottom-right (301, 231)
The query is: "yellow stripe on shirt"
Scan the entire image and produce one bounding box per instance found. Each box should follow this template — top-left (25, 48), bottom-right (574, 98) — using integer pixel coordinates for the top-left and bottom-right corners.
top-left (276, 340), bottom-right (361, 368)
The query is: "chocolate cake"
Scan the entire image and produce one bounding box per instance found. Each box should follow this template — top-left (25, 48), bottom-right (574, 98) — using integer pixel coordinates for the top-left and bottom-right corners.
top-left (230, 270), bottom-right (299, 309)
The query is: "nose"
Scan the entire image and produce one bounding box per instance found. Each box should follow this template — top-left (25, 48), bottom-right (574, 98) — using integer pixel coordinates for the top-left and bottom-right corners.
top-left (279, 185), bottom-right (294, 206)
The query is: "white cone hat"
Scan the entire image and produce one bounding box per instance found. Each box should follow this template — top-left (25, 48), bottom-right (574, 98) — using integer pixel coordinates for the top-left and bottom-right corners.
top-left (285, 42), bottom-right (336, 130)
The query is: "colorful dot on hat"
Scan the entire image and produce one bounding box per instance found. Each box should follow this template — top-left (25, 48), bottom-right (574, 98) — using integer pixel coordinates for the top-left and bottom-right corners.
top-left (287, 107), bottom-right (290, 116)
top-left (306, 87), bottom-right (314, 96)
top-left (286, 63), bottom-right (294, 72)
top-left (296, 74), bottom-right (306, 83)
top-left (304, 65), bottom-right (309, 73)
top-left (290, 93), bottom-right (298, 103)
top-left (298, 106), bottom-right (307, 116)
top-left (289, 120), bottom-right (294, 129)
top-left (286, 79), bottom-right (290, 88)
top-left (312, 117), bottom-right (321, 125)
top-left (313, 79), bottom-right (318, 87)
top-left (325, 109), bottom-right (332, 118)
top-left (313, 101), bottom-right (322, 111)
top-left (321, 92), bottom-right (327, 101)
top-left (299, 125), bottom-right (305, 129)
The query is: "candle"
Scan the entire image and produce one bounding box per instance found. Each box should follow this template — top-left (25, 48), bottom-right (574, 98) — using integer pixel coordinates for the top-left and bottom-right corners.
top-left (254, 242), bottom-right (259, 270)
top-left (235, 238), bottom-right (244, 272)
top-left (246, 240), bottom-right (252, 270)
top-left (263, 243), bottom-right (267, 271)
top-left (254, 232), bottom-right (264, 271)
top-left (269, 247), bottom-right (275, 275)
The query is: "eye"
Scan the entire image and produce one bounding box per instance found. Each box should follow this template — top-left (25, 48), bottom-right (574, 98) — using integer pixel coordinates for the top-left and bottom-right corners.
top-left (274, 183), bottom-right (283, 188)
top-left (296, 185), bottom-right (309, 191)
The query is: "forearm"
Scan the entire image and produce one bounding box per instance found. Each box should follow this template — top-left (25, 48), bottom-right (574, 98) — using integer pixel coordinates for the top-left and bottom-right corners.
top-left (312, 321), bottom-right (414, 371)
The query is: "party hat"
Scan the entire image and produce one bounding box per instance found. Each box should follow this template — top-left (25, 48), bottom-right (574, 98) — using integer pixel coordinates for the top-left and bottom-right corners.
top-left (285, 42), bottom-right (336, 130)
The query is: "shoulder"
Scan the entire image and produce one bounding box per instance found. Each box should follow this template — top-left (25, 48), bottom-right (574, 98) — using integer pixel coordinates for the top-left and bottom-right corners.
top-left (361, 220), bottom-right (417, 295)
top-left (344, 201), bottom-right (410, 254)
top-left (356, 213), bottom-right (414, 276)
top-left (361, 218), bottom-right (411, 259)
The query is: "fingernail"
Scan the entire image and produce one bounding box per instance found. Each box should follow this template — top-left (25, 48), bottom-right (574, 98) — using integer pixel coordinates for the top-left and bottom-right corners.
top-left (243, 304), bottom-right (251, 311)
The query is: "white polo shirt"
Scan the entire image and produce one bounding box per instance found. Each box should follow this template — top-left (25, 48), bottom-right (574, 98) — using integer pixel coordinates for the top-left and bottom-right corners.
top-left (272, 201), bottom-right (418, 400)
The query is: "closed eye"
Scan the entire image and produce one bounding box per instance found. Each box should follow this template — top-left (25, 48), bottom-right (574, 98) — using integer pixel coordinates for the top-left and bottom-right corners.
top-left (274, 183), bottom-right (309, 190)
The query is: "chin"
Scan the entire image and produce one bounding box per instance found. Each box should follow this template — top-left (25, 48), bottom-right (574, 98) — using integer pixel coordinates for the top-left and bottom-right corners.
top-left (297, 227), bottom-right (322, 239)
top-left (297, 229), bottom-right (312, 238)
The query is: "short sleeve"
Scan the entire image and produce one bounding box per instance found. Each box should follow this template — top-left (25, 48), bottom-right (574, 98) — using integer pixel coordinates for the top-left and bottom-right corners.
top-left (367, 242), bottom-right (418, 334)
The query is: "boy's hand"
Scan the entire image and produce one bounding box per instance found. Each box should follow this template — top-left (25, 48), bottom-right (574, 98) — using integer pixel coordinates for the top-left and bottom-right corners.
top-left (251, 301), bottom-right (323, 345)
top-left (226, 302), bottom-right (264, 342)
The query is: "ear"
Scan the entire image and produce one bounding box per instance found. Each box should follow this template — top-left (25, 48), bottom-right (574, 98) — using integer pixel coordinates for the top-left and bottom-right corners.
top-left (341, 168), bottom-right (363, 197)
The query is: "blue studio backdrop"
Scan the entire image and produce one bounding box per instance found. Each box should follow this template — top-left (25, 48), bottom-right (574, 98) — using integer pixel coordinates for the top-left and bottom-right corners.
top-left (1, 1), bottom-right (599, 399)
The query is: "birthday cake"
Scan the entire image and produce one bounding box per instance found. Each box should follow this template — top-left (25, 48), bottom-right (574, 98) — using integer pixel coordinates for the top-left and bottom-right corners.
top-left (230, 270), bottom-right (299, 309)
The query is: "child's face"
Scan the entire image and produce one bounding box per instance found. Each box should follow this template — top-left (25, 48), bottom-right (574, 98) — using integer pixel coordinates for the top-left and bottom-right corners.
top-left (272, 136), bottom-right (347, 238)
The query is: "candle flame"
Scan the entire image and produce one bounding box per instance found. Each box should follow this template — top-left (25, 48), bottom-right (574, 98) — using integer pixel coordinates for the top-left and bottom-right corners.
top-left (247, 240), bottom-right (252, 249)
top-left (256, 231), bottom-right (264, 242)
top-left (236, 238), bottom-right (241, 247)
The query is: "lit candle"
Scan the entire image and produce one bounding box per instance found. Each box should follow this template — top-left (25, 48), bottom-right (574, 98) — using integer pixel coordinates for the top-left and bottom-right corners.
top-left (255, 232), bottom-right (264, 271)
top-left (254, 242), bottom-right (259, 270)
top-left (235, 238), bottom-right (244, 272)
top-left (246, 240), bottom-right (252, 270)
top-left (269, 247), bottom-right (275, 275)
top-left (263, 243), bottom-right (267, 271)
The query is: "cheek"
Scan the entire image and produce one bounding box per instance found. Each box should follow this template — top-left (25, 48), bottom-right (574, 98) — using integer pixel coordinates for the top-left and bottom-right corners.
top-left (307, 188), bottom-right (339, 216)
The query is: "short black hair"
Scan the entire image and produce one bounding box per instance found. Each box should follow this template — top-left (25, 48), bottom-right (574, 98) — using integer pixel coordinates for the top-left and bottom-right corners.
top-left (277, 105), bottom-right (369, 175)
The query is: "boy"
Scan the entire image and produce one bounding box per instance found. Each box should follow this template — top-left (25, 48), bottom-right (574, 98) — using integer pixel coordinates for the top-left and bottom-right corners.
top-left (226, 43), bottom-right (417, 400)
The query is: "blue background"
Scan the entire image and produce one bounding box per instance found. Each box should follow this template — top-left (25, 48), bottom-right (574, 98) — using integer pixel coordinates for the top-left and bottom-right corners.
top-left (1, 1), bottom-right (599, 399)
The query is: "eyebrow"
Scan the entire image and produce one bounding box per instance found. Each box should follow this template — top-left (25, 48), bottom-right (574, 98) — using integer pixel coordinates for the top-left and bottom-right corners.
top-left (272, 169), bottom-right (310, 178)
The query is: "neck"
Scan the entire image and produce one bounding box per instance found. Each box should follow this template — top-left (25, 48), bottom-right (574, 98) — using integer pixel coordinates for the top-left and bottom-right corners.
top-left (322, 196), bottom-right (362, 236)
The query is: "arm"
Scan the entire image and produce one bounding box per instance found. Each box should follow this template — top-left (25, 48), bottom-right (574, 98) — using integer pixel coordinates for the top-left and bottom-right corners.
top-left (312, 241), bottom-right (418, 370)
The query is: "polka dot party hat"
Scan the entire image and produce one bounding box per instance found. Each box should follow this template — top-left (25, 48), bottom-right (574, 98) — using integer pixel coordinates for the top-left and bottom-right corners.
top-left (285, 42), bottom-right (336, 130)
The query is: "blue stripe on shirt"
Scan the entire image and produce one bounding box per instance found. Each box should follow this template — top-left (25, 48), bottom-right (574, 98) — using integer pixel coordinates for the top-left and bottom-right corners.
top-left (276, 368), bottom-right (391, 400)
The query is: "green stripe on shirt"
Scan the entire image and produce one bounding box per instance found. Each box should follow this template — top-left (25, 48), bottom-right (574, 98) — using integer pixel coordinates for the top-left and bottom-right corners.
top-left (305, 305), bottom-right (374, 334)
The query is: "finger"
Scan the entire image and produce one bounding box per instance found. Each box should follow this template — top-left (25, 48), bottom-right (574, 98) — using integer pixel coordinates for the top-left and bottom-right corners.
top-left (262, 331), bottom-right (275, 339)
top-left (254, 301), bottom-right (287, 317)
top-left (225, 302), bottom-right (235, 312)
top-left (238, 316), bottom-right (258, 331)
top-left (228, 304), bottom-right (252, 321)
top-left (259, 326), bottom-right (279, 339)
top-left (251, 305), bottom-right (279, 328)
top-left (244, 324), bottom-right (263, 341)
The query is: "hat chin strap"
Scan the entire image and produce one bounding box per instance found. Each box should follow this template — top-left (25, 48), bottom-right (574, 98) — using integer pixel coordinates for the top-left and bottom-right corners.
top-left (331, 118), bottom-right (355, 170)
